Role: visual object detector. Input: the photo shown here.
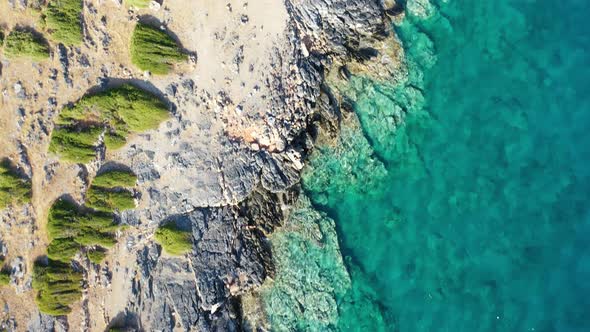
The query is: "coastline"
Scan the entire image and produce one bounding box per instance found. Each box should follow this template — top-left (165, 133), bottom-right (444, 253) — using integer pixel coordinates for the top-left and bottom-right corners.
top-left (0, 0), bottom-right (403, 330)
top-left (294, 0), bottom-right (590, 331)
top-left (242, 0), bottom-right (412, 330)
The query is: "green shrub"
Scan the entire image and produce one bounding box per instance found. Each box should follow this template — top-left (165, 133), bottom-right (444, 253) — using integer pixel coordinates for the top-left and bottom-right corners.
top-left (0, 270), bottom-right (10, 286)
top-left (104, 131), bottom-right (127, 150)
top-left (48, 126), bottom-right (103, 163)
top-left (56, 84), bottom-right (169, 131)
top-left (47, 237), bottom-right (80, 262)
top-left (47, 199), bottom-right (119, 259)
top-left (86, 187), bottom-right (135, 212)
top-left (47, 199), bottom-right (83, 240)
top-left (49, 84), bottom-right (169, 163)
top-left (33, 260), bottom-right (82, 315)
top-left (75, 228), bottom-right (117, 247)
top-left (87, 248), bottom-right (107, 264)
top-left (92, 170), bottom-right (137, 188)
top-left (44, 0), bottom-right (83, 45)
top-left (77, 211), bottom-right (121, 232)
top-left (4, 29), bottom-right (50, 60)
top-left (86, 169), bottom-right (137, 212)
top-left (109, 328), bottom-right (126, 332)
top-left (0, 160), bottom-right (32, 209)
top-left (48, 199), bottom-right (119, 241)
top-left (154, 223), bottom-right (192, 256)
top-left (130, 22), bottom-right (187, 74)
top-left (125, 0), bottom-right (151, 8)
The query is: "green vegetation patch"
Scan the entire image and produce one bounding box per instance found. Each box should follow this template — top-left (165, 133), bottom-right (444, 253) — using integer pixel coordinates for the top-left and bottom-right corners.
top-left (49, 84), bottom-right (169, 163)
top-left (47, 237), bottom-right (80, 262)
top-left (154, 223), bottom-right (192, 256)
top-left (87, 169), bottom-right (136, 212)
top-left (0, 269), bottom-right (10, 287)
top-left (45, 169), bottom-right (136, 261)
top-left (0, 272), bottom-right (10, 286)
top-left (87, 247), bottom-right (107, 264)
top-left (0, 160), bottom-right (32, 209)
top-left (125, 0), bottom-right (151, 8)
top-left (48, 126), bottom-right (103, 163)
top-left (0, 257), bottom-right (10, 286)
top-left (33, 260), bottom-right (82, 316)
top-left (4, 29), bottom-right (50, 60)
top-left (44, 0), bottom-right (83, 45)
top-left (131, 22), bottom-right (187, 75)
top-left (92, 170), bottom-right (137, 188)
top-left (86, 186), bottom-right (135, 212)
top-left (37, 168), bottom-right (138, 313)
top-left (47, 199), bottom-right (120, 262)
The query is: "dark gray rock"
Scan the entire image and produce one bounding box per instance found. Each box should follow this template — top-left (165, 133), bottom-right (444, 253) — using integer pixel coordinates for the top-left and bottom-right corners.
top-left (127, 187), bottom-right (293, 331)
top-left (26, 313), bottom-right (55, 332)
top-left (57, 44), bottom-right (72, 87)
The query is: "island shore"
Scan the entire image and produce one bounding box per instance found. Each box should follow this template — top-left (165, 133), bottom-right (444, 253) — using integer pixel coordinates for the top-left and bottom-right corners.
top-left (0, 0), bottom-right (403, 330)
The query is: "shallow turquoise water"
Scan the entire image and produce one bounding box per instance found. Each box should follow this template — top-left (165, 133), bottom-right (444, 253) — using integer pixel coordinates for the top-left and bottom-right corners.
top-left (303, 0), bottom-right (590, 331)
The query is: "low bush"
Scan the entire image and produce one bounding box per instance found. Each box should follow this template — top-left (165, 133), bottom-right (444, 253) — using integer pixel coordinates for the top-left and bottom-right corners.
top-left (47, 199), bottom-right (83, 240)
top-left (87, 248), bottom-right (107, 264)
top-left (86, 187), bottom-right (135, 212)
top-left (46, 169), bottom-right (136, 259)
top-left (154, 223), bottom-right (192, 256)
top-left (44, 0), bottom-right (83, 45)
top-left (103, 131), bottom-right (128, 150)
top-left (0, 270), bottom-right (10, 286)
top-left (33, 260), bottom-right (82, 315)
top-left (0, 160), bottom-right (32, 209)
top-left (131, 22), bottom-right (187, 75)
top-left (92, 170), bottom-right (137, 188)
top-left (47, 199), bottom-right (119, 258)
top-left (87, 169), bottom-right (136, 212)
top-left (4, 29), bottom-right (50, 60)
top-left (48, 126), bottom-right (103, 163)
top-left (75, 228), bottom-right (117, 247)
top-left (49, 84), bottom-right (169, 163)
top-left (47, 237), bottom-right (80, 262)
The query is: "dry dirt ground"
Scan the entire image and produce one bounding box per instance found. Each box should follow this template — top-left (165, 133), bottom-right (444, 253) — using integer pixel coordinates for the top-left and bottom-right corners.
top-left (0, 0), bottom-right (289, 330)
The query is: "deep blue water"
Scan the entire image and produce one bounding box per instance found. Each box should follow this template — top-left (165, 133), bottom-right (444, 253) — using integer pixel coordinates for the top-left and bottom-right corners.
top-left (302, 0), bottom-right (590, 331)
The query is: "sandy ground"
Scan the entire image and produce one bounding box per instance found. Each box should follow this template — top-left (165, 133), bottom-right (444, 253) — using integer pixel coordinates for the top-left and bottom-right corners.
top-left (0, 0), bottom-right (289, 330)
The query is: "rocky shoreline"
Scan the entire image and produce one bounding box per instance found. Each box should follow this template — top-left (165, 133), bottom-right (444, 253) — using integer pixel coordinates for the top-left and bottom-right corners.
top-left (0, 0), bottom-right (404, 330)
top-left (121, 1), bottom-right (404, 330)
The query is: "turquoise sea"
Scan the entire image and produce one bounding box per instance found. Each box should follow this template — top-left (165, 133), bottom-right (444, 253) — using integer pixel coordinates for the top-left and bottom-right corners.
top-left (302, 0), bottom-right (590, 331)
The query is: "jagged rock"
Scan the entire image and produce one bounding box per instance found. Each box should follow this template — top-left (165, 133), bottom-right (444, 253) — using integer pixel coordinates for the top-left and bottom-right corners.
top-left (10, 257), bottom-right (29, 293)
top-left (57, 45), bottom-right (72, 87)
top-left (0, 0), bottom-right (391, 329)
top-left (257, 151), bottom-right (300, 193)
top-left (129, 188), bottom-right (291, 331)
top-left (26, 313), bottom-right (55, 332)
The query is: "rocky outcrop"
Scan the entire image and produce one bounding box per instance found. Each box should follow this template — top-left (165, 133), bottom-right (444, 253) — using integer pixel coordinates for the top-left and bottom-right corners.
top-left (127, 188), bottom-right (294, 331)
top-left (0, 0), bottom-right (398, 330)
top-left (120, 0), bottom-right (397, 330)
